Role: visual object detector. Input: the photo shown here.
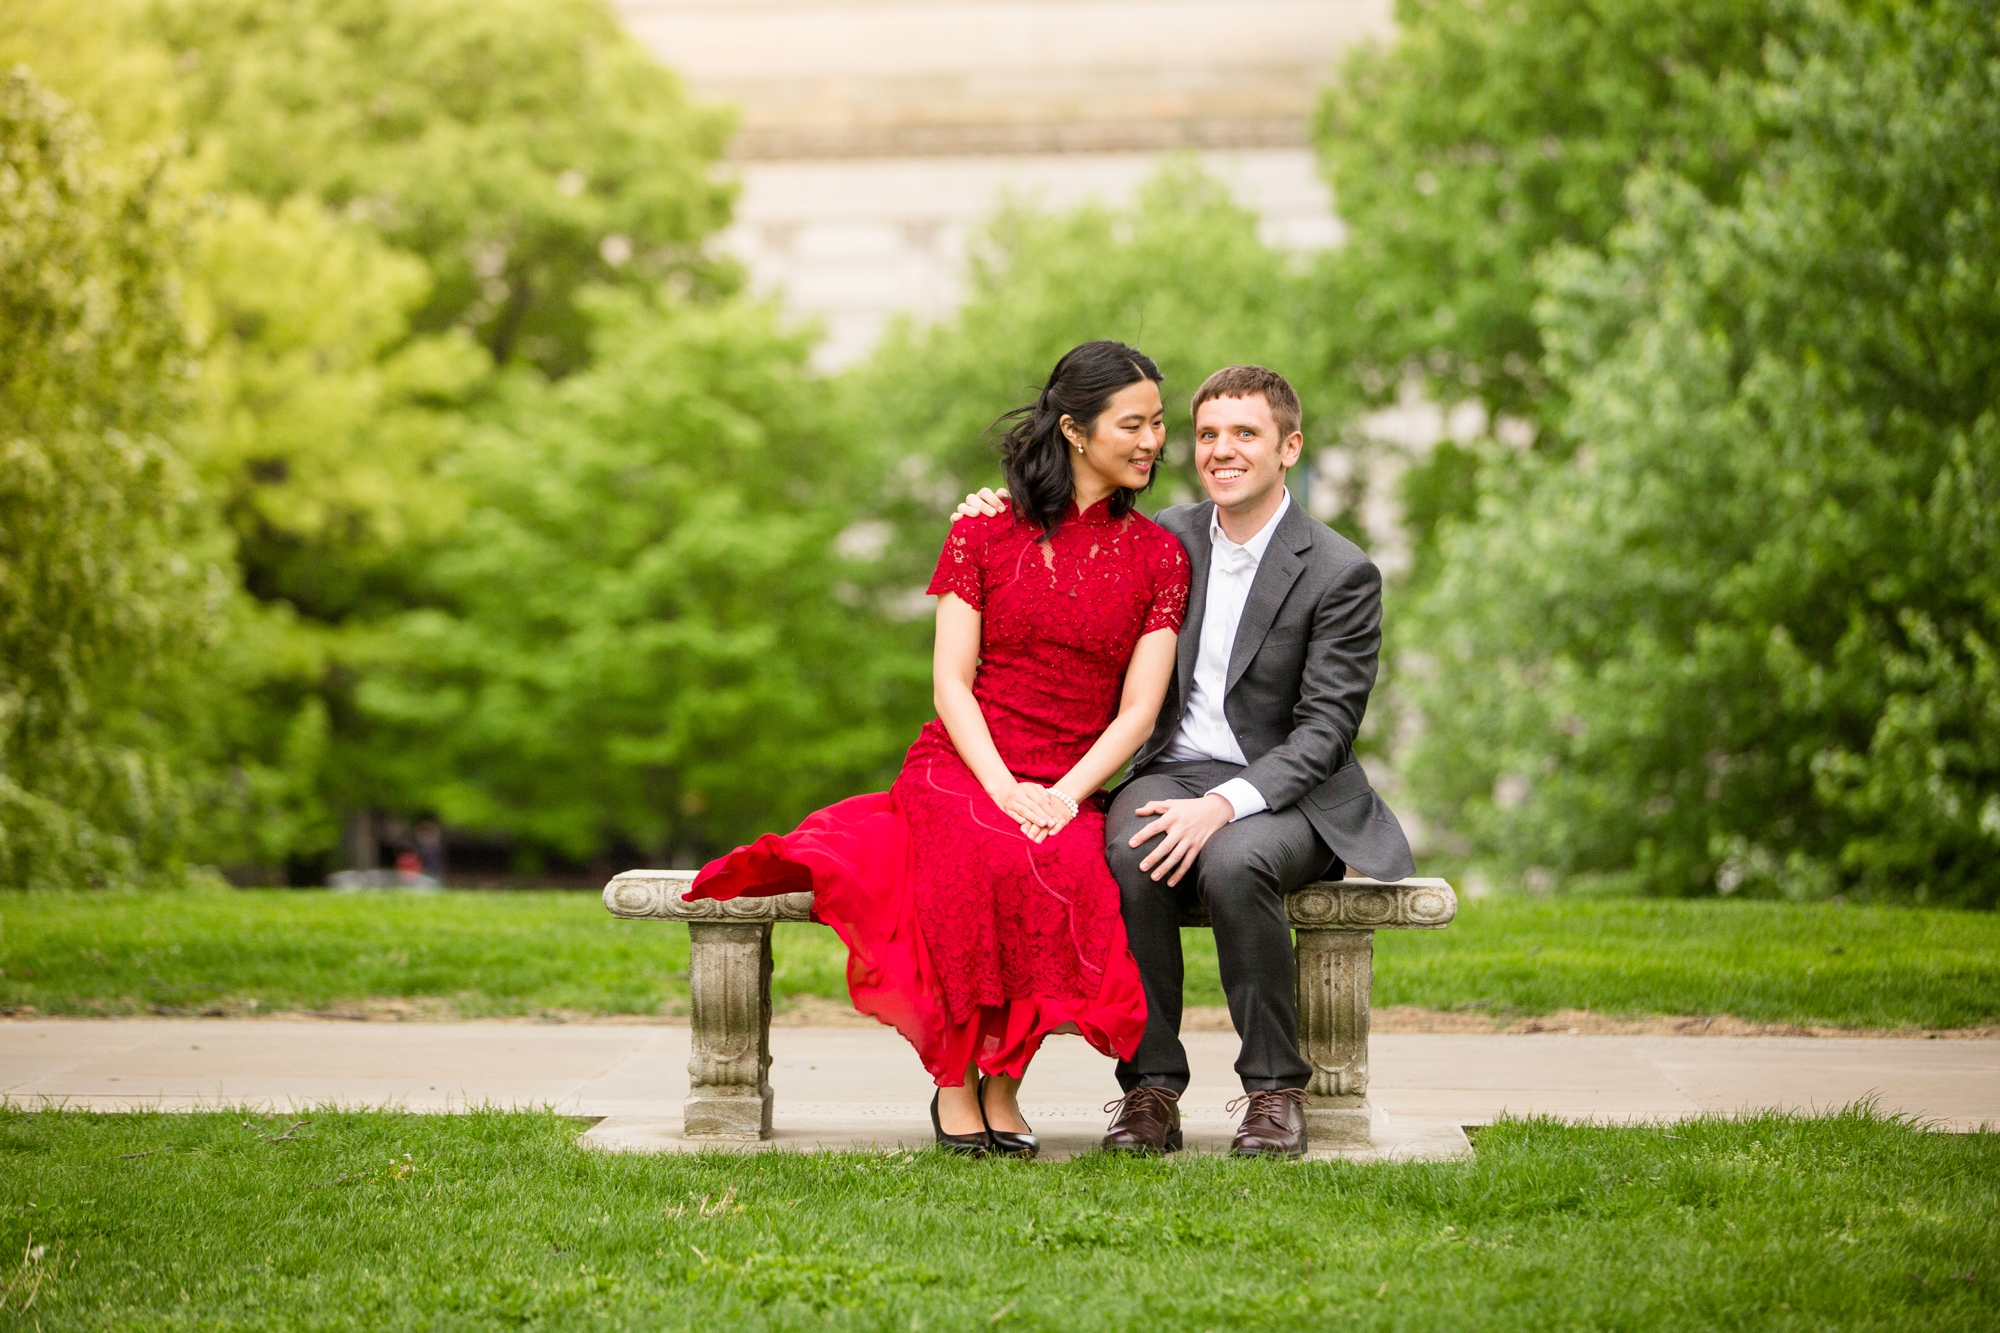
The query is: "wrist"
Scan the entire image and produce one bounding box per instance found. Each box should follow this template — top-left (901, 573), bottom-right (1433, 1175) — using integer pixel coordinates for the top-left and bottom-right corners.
top-left (1203, 779), bottom-right (1267, 824)
top-left (1203, 792), bottom-right (1236, 821)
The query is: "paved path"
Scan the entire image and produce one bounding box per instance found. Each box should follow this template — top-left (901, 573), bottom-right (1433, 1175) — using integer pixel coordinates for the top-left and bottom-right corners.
top-left (6, 1022), bottom-right (1994, 1160)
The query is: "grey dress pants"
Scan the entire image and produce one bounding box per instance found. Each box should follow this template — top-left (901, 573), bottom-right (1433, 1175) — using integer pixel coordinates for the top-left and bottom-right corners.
top-left (1105, 759), bottom-right (1337, 1095)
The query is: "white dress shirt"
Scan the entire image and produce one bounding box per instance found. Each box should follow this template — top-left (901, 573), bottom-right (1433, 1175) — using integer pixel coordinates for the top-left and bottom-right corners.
top-left (1162, 489), bottom-right (1291, 821)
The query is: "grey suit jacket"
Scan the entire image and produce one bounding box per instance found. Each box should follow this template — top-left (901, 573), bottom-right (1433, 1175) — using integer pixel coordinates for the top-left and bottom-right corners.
top-left (1132, 498), bottom-right (1416, 882)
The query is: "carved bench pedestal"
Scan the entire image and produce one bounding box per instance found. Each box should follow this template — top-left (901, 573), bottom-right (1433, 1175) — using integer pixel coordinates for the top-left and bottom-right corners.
top-left (1177, 879), bottom-right (1456, 1149)
top-left (606, 886), bottom-right (815, 1141)
top-left (605, 873), bottom-right (1455, 1150)
top-left (682, 921), bottom-right (775, 1139)
top-left (1297, 929), bottom-right (1374, 1146)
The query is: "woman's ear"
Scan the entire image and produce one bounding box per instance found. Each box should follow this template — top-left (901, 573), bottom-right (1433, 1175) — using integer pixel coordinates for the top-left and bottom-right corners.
top-left (1059, 414), bottom-right (1083, 448)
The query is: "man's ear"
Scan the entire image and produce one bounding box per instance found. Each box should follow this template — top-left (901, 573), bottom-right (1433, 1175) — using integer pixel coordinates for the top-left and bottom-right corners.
top-left (1280, 431), bottom-right (1306, 468)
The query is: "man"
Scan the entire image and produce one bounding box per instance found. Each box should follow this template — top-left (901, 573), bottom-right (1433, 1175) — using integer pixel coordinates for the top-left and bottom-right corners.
top-left (954, 365), bottom-right (1414, 1158)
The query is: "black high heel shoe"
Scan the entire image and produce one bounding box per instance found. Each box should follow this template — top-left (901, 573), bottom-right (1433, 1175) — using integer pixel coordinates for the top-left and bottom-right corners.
top-left (931, 1089), bottom-right (991, 1156)
top-left (979, 1076), bottom-right (1040, 1159)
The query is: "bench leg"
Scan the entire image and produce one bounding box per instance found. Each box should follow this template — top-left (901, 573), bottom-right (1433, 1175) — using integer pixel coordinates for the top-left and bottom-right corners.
top-left (683, 921), bottom-right (775, 1140)
top-left (1295, 927), bottom-right (1372, 1147)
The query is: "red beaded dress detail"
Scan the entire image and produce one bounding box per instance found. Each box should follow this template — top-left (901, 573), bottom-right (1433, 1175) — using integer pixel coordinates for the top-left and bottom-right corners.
top-left (689, 499), bottom-right (1190, 1084)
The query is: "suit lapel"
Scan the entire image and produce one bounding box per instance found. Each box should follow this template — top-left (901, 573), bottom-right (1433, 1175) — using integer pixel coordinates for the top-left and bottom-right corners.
top-left (1225, 499), bottom-right (1310, 692)
top-left (1175, 504), bottom-right (1214, 701)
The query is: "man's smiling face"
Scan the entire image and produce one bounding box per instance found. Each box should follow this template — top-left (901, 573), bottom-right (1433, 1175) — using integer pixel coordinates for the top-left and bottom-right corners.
top-left (1193, 393), bottom-right (1303, 516)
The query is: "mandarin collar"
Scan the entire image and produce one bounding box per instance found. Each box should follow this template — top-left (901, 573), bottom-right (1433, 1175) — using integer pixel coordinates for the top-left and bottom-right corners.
top-left (1067, 496), bottom-right (1122, 525)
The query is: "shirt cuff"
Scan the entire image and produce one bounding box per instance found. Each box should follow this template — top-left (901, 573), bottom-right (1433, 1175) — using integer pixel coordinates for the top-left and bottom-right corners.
top-left (1207, 778), bottom-right (1268, 823)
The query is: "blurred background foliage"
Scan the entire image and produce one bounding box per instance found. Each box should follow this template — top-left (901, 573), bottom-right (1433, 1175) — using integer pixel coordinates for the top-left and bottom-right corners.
top-left (1400, 4), bottom-right (2000, 906)
top-left (1, 0), bottom-right (1994, 905)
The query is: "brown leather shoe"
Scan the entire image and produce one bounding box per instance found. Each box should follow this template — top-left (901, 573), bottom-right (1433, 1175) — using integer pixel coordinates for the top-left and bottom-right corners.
top-left (1101, 1087), bottom-right (1182, 1154)
top-left (1227, 1088), bottom-right (1308, 1159)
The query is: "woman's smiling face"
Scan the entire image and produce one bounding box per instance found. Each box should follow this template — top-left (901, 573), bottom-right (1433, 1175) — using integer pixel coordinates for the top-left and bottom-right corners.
top-left (1067, 378), bottom-right (1166, 496)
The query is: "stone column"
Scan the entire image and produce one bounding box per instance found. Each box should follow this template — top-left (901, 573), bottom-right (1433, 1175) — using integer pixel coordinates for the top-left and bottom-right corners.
top-left (683, 921), bottom-right (775, 1140)
top-left (1295, 927), bottom-right (1372, 1147)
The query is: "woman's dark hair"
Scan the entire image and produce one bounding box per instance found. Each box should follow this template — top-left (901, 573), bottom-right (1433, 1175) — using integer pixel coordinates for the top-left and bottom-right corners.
top-left (993, 340), bottom-right (1163, 536)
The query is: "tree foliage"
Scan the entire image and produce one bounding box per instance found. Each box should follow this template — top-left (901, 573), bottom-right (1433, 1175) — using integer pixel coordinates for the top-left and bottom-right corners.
top-left (1310, 0), bottom-right (1801, 596)
top-left (177, 195), bottom-right (493, 873)
top-left (1400, 1), bottom-right (2000, 905)
top-left (0, 69), bottom-right (220, 888)
top-left (136, 0), bottom-right (748, 875)
top-left (0, 0), bottom-right (831, 880)
top-left (192, 196), bottom-right (487, 623)
top-left (1314, 0), bottom-right (1787, 424)
top-left (356, 294), bottom-right (927, 863)
top-left (148, 0), bottom-right (735, 377)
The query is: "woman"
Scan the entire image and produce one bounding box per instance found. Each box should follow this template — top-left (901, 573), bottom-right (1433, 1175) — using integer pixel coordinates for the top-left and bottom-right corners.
top-left (688, 341), bottom-right (1190, 1156)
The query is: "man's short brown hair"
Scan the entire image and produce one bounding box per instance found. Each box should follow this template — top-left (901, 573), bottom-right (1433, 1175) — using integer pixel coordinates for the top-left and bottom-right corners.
top-left (1191, 365), bottom-right (1302, 440)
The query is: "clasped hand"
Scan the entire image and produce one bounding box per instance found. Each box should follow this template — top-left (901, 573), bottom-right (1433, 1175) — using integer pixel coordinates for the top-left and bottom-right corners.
top-left (991, 780), bottom-right (1073, 843)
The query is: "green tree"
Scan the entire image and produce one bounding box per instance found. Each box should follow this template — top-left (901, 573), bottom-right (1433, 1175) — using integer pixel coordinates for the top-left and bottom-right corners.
top-left (5, 2), bottom-right (883, 877)
top-left (178, 196), bottom-right (492, 874)
top-left (148, 0), bottom-right (735, 377)
top-left (137, 0), bottom-right (746, 873)
top-left (1311, 0), bottom-right (1798, 587)
top-left (1315, 0), bottom-right (1785, 422)
top-left (1401, 1), bottom-right (2000, 905)
top-left (193, 196), bottom-right (487, 622)
top-left (357, 293), bottom-right (922, 863)
top-left (0, 0), bottom-right (177, 153)
top-left (0, 68), bottom-right (219, 888)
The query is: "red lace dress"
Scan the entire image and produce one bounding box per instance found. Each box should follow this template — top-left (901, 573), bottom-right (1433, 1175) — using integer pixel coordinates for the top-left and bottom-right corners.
top-left (689, 499), bottom-right (1191, 1085)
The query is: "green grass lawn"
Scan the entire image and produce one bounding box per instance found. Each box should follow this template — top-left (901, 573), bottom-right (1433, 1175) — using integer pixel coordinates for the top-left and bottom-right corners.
top-left (1370, 897), bottom-right (2000, 1030)
top-left (4, 890), bottom-right (1997, 1028)
top-left (0, 1107), bottom-right (1993, 1330)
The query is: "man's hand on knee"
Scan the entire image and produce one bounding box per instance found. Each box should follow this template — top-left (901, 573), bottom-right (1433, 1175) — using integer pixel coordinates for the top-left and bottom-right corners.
top-left (1129, 793), bottom-right (1235, 886)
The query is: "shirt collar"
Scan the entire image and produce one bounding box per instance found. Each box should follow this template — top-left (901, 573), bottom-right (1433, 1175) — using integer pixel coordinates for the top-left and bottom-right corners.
top-left (1209, 486), bottom-right (1291, 565)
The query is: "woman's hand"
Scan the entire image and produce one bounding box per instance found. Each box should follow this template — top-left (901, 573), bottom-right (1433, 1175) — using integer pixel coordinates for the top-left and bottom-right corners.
top-left (990, 781), bottom-right (1073, 843)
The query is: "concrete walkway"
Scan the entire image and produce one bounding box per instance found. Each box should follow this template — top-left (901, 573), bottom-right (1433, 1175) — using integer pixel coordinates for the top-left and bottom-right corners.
top-left (5, 1021), bottom-right (1994, 1160)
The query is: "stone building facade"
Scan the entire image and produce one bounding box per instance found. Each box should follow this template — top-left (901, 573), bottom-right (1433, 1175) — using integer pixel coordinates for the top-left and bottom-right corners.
top-left (614, 0), bottom-right (1393, 364)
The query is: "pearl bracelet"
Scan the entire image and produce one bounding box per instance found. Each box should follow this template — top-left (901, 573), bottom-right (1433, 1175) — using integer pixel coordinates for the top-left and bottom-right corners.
top-left (1050, 789), bottom-right (1079, 820)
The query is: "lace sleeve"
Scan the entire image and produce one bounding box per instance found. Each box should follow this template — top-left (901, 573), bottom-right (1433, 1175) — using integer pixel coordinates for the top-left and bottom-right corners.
top-left (925, 517), bottom-right (990, 610)
top-left (1142, 534), bottom-right (1192, 634)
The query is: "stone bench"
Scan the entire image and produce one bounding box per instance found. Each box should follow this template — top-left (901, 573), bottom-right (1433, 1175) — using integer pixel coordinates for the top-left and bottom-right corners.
top-left (603, 870), bottom-right (1456, 1149)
